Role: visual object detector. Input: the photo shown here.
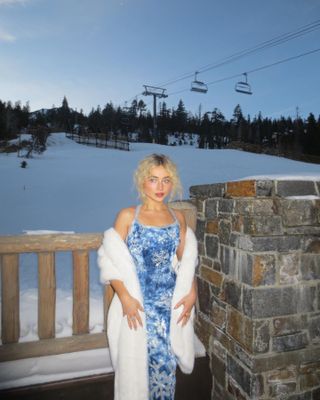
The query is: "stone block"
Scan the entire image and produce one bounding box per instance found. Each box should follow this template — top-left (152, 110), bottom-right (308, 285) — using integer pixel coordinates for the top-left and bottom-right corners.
top-left (220, 245), bottom-right (235, 275)
top-left (242, 286), bottom-right (253, 318)
top-left (211, 352), bottom-right (226, 387)
top-left (269, 382), bottom-right (297, 398)
top-left (205, 199), bottom-right (218, 218)
top-left (232, 215), bottom-right (243, 232)
top-left (205, 235), bottom-right (219, 259)
top-left (286, 226), bottom-right (320, 235)
top-left (308, 315), bottom-right (320, 343)
top-left (226, 180), bottom-right (256, 197)
top-left (229, 232), bottom-right (240, 247)
top-left (243, 286), bottom-right (317, 318)
top-left (218, 199), bottom-right (234, 214)
top-left (212, 339), bottom-right (227, 362)
top-left (234, 198), bottom-right (275, 215)
top-left (256, 179), bottom-right (274, 197)
top-left (238, 235), bottom-right (301, 252)
top-left (240, 252), bottom-right (253, 285)
top-left (227, 377), bottom-right (247, 400)
top-left (222, 280), bottom-right (242, 311)
top-left (252, 254), bottom-right (276, 286)
top-left (227, 356), bottom-right (263, 397)
top-left (305, 239), bottom-right (320, 253)
top-left (200, 257), bottom-right (213, 269)
top-left (227, 308), bottom-right (253, 352)
top-left (254, 347), bottom-right (320, 374)
top-left (253, 320), bottom-right (270, 353)
top-left (190, 197), bottom-right (204, 213)
top-left (279, 253), bottom-right (301, 284)
top-left (206, 218), bottom-right (219, 234)
top-left (299, 361), bottom-right (320, 391)
top-left (200, 266), bottom-right (223, 288)
top-left (273, 315), bottom-right (308, 336)
top-left (190, 183), bottom-right (225, 198)
top-left (197, 277), bottom-right (212, 317)
top-left (240, 253), bottom-right (276, 287)
top-left (287, 392), bottom-right (312, 400)
top-left (213, 260), bottom-right (222, 271)
top-left (195, 313), bottom-right (213, 350)
top-left (272, 332), bottom-right (308, 352)
top-left (195, 218), bottom-right (206, 242)
top-left (276, 199), bottom-right (319, 227)
top-left (233, 343), bottom-right (254, 369)
top-left (242, 215), bottom-right (283, 236)
top-left (213, 381), bottom-right (234, 400)
top-left (276, 180), bottom-right (317, 197)
top-left (227, 355), bottom-right (252, 396)
top-left (301, 254), bottom-right (320, 280)
top-left (198, 241), bottom-right (205, 257)
top-left (218, 219), bottom-right (232, 245)
top-left (267, 364), bottom-right (298, 382)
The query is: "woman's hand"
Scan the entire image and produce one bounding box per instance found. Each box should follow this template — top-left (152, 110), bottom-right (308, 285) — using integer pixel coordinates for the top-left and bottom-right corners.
top-left (120, 293), bottom-right (144, 330)
top-left (174, 284), bottom-right (197, 326)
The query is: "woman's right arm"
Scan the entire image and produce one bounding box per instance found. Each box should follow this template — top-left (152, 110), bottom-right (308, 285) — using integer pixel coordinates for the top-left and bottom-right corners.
top-left (111, 208), bottom-right (144, 330)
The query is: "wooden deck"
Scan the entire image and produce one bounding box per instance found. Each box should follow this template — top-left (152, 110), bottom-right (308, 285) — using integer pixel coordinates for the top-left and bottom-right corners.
top-left (1, 356), bottom-right (212, 400)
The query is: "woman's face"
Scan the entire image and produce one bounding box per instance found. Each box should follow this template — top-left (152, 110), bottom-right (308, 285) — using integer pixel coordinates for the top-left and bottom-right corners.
top-left (142, 165), bottom-right (173, 203)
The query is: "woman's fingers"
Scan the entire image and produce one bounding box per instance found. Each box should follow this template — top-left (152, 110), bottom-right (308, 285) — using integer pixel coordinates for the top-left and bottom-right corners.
top-left (136, 312), bottom-right (143, 327)
top-left (174, 296), bottom-right (186, 309)
top-left (127, 314), bottom-right (138, 330)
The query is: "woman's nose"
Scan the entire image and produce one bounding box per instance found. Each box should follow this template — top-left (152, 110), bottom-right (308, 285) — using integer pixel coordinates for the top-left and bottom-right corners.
top-left (157, 180), bottom-right (163, 189)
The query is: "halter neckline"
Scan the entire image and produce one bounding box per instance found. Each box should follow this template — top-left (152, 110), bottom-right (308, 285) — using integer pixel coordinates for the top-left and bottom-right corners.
top-left (134, 205), bottom-right (178, 229)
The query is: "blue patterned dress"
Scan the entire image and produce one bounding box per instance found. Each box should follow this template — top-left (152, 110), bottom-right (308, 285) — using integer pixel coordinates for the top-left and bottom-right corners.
top-left (126, 205), bottom-right (180, 400)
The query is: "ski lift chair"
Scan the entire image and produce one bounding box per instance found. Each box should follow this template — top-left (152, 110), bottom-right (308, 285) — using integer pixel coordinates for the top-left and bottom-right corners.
top-left (235, 73), bottom-right (252, 95)
top-left (191, 72), bottom-right (208, 93)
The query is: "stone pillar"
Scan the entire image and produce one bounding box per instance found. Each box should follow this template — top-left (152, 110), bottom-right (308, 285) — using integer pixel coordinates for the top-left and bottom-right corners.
top-left (190, 179), bottom-right (320, 400)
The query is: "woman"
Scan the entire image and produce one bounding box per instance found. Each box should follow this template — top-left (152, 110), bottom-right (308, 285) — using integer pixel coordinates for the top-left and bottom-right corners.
top-left (98, 154), bottom-right (198, 400)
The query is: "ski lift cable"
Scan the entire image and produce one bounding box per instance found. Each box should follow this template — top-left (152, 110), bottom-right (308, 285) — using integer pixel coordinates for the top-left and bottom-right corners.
top-left (198, 22), bottom-right (320, 76)
top-left (167, 47), bottom-right (320, 97)
top-left (121, 19), bottom-right (320, 108)
top-left (156, 18), bottom-right (320, 88)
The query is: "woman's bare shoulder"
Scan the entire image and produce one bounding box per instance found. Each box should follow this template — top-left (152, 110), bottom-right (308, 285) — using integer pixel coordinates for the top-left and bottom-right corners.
top-left (116, 206), bottom-right (136, 220)
top-left (114, 206), bottom-right (136, 239)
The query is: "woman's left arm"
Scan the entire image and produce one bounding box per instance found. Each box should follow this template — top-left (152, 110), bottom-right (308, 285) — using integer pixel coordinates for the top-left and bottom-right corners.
top-left (174, 210), bottom-right (198, 326)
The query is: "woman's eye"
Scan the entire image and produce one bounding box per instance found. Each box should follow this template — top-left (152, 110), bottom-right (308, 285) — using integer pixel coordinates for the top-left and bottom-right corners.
top-left (163, 178), bottom-right (171, 184)
top-left (149, 178), bottom-right (157, 183)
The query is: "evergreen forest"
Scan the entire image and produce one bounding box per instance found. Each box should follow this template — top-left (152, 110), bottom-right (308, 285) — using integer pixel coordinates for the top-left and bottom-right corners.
top-left (0, 96), bottom-right (319, 160)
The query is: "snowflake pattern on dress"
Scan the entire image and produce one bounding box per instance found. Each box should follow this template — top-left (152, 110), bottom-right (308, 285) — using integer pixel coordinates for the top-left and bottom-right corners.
top-left (126, 206), bottom-right (180, 400)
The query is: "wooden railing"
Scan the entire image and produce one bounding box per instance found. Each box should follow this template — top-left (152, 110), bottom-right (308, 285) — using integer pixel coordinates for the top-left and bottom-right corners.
top-left (0, 202), bottom-right (196, 364)
top-left (0, 233), bottom-right (113, 362)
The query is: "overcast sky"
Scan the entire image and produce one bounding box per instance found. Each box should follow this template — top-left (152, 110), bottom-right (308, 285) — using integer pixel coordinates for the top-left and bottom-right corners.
top-left (1, 0), bottom-right (320, 119)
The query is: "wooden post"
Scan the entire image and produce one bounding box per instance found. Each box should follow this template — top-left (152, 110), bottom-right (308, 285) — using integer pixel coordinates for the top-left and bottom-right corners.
top-left (1, 254), bottom-right (20, 344)
top-left (72, 250), bottom-right (89, 335)
top-left (38, 252), bottom-right (56, 339)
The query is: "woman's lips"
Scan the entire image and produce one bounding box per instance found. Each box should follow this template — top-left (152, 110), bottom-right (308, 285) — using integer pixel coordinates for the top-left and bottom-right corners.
top-left (156, 193), bottom-right (164, 197)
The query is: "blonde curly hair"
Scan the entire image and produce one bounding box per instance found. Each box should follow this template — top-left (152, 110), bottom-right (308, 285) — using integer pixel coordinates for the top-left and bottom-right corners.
top-left (134, 154), bottom-right (183, 202)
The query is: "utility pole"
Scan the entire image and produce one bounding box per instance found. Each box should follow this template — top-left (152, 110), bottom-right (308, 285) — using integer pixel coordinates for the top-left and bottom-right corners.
top-left (142, 85), bottom-right (167, 143)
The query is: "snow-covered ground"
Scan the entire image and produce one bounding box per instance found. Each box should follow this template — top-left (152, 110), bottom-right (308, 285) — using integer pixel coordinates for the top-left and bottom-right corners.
top-left (0, 132), bottom-right (319, 389)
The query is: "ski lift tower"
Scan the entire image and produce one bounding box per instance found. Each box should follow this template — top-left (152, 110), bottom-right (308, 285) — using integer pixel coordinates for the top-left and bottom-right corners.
top-left (142, 85), bottom-right (168, 143)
